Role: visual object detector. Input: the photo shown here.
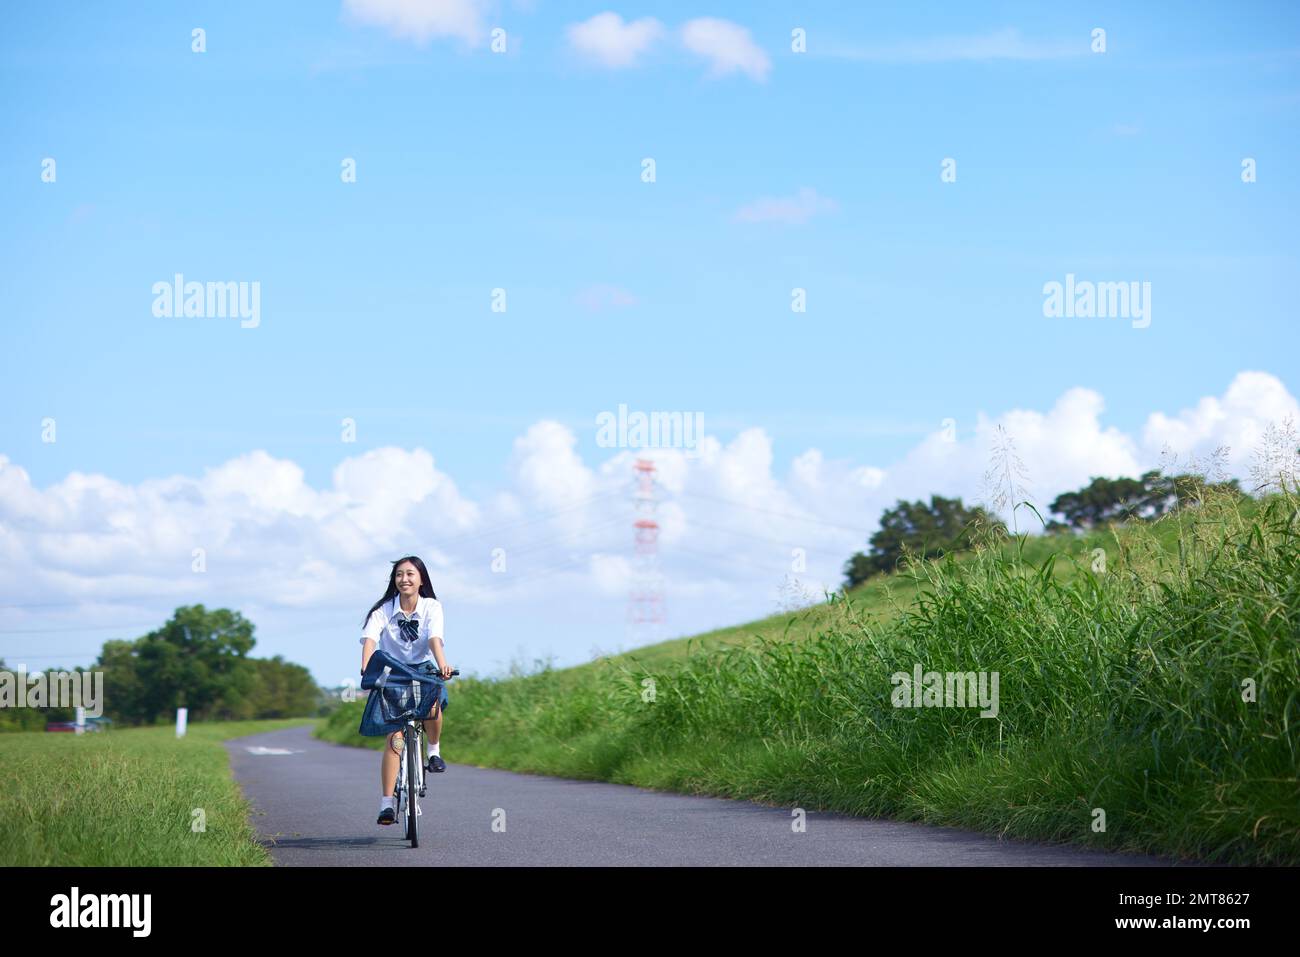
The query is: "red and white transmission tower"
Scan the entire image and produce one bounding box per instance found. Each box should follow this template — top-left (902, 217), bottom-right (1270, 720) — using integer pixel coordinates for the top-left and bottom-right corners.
top-left (628, 458), bottom-right (665, 644)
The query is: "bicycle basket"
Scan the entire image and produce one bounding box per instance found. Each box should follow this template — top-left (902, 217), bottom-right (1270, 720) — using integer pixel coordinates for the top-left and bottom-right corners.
top-left (376, 678), bottom-right (425, 723)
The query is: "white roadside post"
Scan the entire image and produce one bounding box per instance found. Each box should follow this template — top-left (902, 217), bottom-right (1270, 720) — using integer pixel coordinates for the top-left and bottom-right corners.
top-left (75, 706), bottom-right (85, 735)
top-left (176, 707), bottom-right (188, 738)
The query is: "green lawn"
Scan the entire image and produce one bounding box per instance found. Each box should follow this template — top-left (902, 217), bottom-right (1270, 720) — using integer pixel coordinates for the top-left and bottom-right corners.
top-left (0, 717), bottom-right (316, 866)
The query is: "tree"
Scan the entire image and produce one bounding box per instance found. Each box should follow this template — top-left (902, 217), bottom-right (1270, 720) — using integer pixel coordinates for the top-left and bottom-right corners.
top-left (1049, 472), bottom-right (1156, 529)
top-left (126, 605), bottom-right (257, 723)
top-left (1050, 470), bottom-right (1244, 529)
top-left (237, 656), bottom-right (320, 720)
top-left (90, 609), bottom-right (328, 726)
top-left (843, 495), bottom-right (996, 587)
top-left (1141, 471), bottom-right (1242, 514)
top-left (98, 639), bottom-right (150, 725)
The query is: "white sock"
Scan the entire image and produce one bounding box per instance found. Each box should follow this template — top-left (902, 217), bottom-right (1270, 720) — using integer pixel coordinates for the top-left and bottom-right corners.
top-left (379, 796), bottom-right (395, 812)
top-left (428, 741), bottom-right (440, 758)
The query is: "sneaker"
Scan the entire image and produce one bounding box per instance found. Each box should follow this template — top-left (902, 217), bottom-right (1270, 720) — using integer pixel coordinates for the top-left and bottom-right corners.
top-left (427, 754), bottom-right (446, 773)
top-left (377, 807), bottom-right (396, 826)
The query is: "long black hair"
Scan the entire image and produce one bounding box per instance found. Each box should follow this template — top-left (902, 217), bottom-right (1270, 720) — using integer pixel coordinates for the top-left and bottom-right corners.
top-left (362, 555), bottom-right (437, 626)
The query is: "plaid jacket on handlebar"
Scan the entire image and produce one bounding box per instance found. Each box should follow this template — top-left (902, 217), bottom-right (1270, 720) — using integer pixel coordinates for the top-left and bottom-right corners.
top-left (357, 648), bottom-right (445, 737)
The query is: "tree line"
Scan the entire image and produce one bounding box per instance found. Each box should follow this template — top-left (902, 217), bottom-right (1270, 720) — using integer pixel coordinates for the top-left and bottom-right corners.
top-left (843, 468), bottom-right (1241, 587)
top-left (0, 604), bottom-right (325, 731)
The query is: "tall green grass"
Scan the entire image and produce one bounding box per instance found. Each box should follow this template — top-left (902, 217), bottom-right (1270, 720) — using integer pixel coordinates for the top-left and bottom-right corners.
top-left (0, 718), bottom-right (315, 865)
top-left (318, 490), bottom-right (1299, 863)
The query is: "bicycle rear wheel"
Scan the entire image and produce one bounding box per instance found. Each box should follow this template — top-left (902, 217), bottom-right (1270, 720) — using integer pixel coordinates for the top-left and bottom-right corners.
top-left (405, 724), bottom-right (420, 847)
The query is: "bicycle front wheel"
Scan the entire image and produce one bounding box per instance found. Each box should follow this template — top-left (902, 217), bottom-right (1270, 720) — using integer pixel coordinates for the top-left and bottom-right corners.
top-left (391, 737), bottom-right (407, 836)
top-left (405, 725), bottom-right (420, 848)
top-left (398, 748), bottom-right (410, 841)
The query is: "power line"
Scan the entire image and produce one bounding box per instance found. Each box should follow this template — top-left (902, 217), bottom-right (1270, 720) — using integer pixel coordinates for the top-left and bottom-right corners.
top-left (0, 622), bottom-right (160, 636)
top-left (467, 515), bottom-right (626, 562)
top-left (665, 543), bottom-right (807, 577)
top-left (498, 554), bottom-right (594, 586)
top-left (677, 489), bottom-right (868, 536)
top-left (425, 488), bottom-right (623, 549)
top-left (686, 518), bottom-right (834, 549)
top-left (0, 601), bottom-right (104, 610)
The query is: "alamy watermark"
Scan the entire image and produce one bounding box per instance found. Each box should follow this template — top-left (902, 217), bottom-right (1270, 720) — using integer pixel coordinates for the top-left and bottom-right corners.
top-left (891, 664), bottom-right (999, 718)
top-left (0, 666), bottom-right (103, 717)
top-left (152, 274), bottom-right (260, 329)
top-left (50, 887), bottom-right (150, 937)
top-left (596, 404), bottom-right (702, 453)
top-left (1042, 273), bottom-right (1150, 329)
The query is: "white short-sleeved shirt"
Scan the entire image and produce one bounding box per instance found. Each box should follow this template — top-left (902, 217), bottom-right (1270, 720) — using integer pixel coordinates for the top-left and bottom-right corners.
top-left (361, 595), bottom-right (444, 665)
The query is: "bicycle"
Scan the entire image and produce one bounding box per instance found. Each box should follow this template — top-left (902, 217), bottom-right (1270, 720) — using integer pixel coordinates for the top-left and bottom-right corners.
top-left (383, 668), bottom-right (458, 848)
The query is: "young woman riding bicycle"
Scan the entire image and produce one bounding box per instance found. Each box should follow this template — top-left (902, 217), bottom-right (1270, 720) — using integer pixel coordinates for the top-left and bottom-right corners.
top-left (359, 555), bottom-right (454, 826)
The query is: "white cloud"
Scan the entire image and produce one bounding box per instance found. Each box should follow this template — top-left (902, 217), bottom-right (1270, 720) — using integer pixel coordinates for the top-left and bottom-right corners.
top-left (566, 12), bottom-right (664, 68)
top-left (790, 449), bottom-right (825, 491)
top-left (680, 17), bottom-right (771, 81)
top-left (0, 446), bottom-right (479, 610)
top-left (509, 420), bottom-right (597, 508)
top-left (733, 187), bottom-right (838, 225)
top-left (204, 451), bottom-right (320, 517)
top-left (590, 553), bottom-right (632, 594)
top-left (1142, 370), bottom-right (1300, 475)
top-left (2, 372), bottom-right (1294, 678)
top-left (332, 446), bottom-right (479, 545)
top-left (341, 0), bottom-right (488, 47)
top-left (880, 387), bottom-right (1140, 519)
top-left (853, 466), bottom-right (887, 490)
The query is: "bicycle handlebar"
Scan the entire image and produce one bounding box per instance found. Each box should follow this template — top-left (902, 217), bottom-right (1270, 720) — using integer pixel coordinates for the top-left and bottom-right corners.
top-left (361, 667), bottom-right (460, 679)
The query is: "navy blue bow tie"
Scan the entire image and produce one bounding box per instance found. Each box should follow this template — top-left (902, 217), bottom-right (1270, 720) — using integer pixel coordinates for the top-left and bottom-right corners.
top-left (397, 617), bottom-right (420, 643)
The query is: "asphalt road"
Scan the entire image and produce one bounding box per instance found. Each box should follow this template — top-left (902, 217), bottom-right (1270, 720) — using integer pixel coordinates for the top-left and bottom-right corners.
top-left (225, 725), bottom-right (1173, 867)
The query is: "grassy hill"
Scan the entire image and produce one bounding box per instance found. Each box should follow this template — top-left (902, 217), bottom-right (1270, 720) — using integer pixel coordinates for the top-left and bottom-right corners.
top-left (591, 507), bottom-right (1187, 671)
top-left (318, 489), bottom-right (1299, 864)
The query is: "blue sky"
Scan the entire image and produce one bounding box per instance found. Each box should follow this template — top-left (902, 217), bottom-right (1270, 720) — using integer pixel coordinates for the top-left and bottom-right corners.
top-left (1, 1), bottom-right (1298, 682)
